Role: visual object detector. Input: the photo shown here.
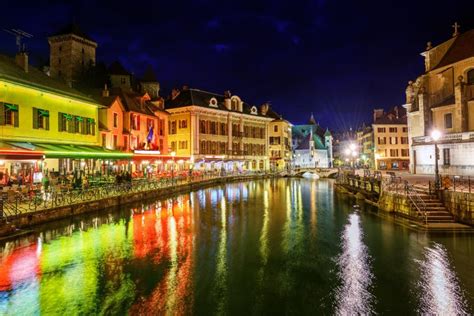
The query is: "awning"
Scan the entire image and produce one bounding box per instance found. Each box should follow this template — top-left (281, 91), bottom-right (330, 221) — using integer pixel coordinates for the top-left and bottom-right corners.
top-left (132, 150), bottom-right (190, 161)
top-left (8, 142), bottom-right (132, 160)
top-left (0, 141), bottom-right (43, 160)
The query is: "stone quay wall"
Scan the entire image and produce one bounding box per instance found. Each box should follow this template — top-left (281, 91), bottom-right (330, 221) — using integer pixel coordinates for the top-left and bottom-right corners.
top-left (442, 190), bottom-right (474, 225)
top-left (1, 174), bottom-right (272, 236)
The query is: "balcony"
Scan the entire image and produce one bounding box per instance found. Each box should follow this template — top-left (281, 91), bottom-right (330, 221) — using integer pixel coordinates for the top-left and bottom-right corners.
top-left (232, 131), bottom-right (244, 138)
top-left (412, 131), bottom-right (473, 144)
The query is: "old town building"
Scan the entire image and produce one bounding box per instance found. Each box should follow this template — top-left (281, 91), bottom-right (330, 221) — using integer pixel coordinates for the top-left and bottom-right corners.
top-left (165, 88), bottom-right (275, 172)
top-left (356, 124), bottom-right (374, 168)
top-left (269, 117), bottom-right (292, 171)
top-left (406, 27), bottom-right (474, 175)
top-left (372, 106), bottom-right (409, 170)
top-left (291, 114), bottom-right (333, 168)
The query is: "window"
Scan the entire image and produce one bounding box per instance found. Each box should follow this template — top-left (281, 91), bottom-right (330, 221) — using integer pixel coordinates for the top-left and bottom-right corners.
top-left (123, 136), bottom-right (128, 150)
top-left (401, 137), bottom-right (409, 144)
top-left (402, 127), bottom-right (408, 133)
top-left (199, 120), bottom-right (206, 134)
top-left (179, 119), bottom-right (187, 129)
top-left (270, 137), bottom-right (281, 145)
top-left (113, 135), bottom-right (118, 149)
top-left (274, 125), bottom-right (278, 132)
top-left (171, 141), bottom-right (176, 151)
top-left (113, 113), bottom-right (118, 128)
top-left (389, 137), bottom-right (398, 145)
top-left (444, 113), bottom-right (453, 129)
top-left (389, 127), bottom-right (397, 133)
top-left (0, 103), bottom-right (19, 127)
top-left (378, 137), bottom-right (386, 145)
top-left (220, 122), bottom-right (227, 135)
top-left (121, 77), bottom-right (126, 84)
top-left (102, 134), bottom-right (106, 147)
top-left (390, 149), bottom-right (398, 157)
top-left (401, 149), bottom-right (409, 157)
top-left (231, 98), bottom-right (239, 111)
top-left (377, 127), bottom-right (386, 133)
top-left (468, 69), bottom-right (474, 85)
top-left (179, 141), bottom-right (188, 149)
top-left (33, 108), bottom-right (49, 130)
top-left (131, 114), bottom-right (140, 130)
top-left (169, 120), bottom-right (177, 134)
top-left (443, 148), bottom-right (450, 166)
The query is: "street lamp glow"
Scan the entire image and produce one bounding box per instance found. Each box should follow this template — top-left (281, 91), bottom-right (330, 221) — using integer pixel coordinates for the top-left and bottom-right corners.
top-left (171, 151), bottom-right (176, 157)
top-left (345, 148), bottom-right (351, 155)
top-left (431, 129), bottom-right (441, 142)
top-left (351, 151), bottom-right (358, 157)
top-left (349, 143), bottom-right (356, 151)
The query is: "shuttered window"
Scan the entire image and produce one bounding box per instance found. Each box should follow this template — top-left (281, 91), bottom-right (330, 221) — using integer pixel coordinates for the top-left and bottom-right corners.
top-left (33, 108), bottom-right (50, 130)
top-left (0, 102), bottom-right (19, 127)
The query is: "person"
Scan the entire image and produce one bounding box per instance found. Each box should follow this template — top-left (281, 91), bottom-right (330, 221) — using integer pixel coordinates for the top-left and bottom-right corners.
top-left (17, 173), bottom-right (23, 186)
top-left (42, 173), bottom-right (50, 192)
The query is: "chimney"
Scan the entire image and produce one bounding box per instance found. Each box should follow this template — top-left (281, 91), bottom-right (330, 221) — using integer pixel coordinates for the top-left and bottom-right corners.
top-left (373, 109), bottom-right (384, 123)
top-left (260, 103), bottom-right (270, 115)
top-left (15, 52), bottom-right (28, 73)
top-left (224, 90), bottom-right (231, 98)
top-left (182, 85), bottom-right (189, 91)
top-left (394, 106), bottom-right (399, 118)
top-left (102, 84), bottom-right (110, 97)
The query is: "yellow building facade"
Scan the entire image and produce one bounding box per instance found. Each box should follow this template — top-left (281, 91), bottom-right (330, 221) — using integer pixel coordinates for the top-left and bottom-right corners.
top-left (166, 89), bottom-right (275, 172)
top-left (269, 119), bottom-right (292, 171)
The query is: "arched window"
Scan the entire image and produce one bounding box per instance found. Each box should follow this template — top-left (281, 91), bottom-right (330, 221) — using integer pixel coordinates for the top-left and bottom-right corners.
top-left (467, 69), bottom-right (474, 85)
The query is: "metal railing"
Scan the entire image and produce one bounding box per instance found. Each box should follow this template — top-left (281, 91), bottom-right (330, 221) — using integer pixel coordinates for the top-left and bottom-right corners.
top-left (0, 171), bottom-right (269, 222)
top-left (405, 182), bottom-right (428, 225)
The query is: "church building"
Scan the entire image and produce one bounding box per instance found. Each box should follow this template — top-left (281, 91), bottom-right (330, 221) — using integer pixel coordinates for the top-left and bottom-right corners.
top-left (405, 24), bottom-right (474, 175)
top-left (292, 114), bottom-right (333, 168)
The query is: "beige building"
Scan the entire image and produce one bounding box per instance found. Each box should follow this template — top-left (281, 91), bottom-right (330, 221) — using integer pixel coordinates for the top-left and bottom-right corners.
top-left (372, 107), bottom-right (409, 170)
top-left (269, 118), bottom-right (292, 171)
top-left (406, 27), bottom-right (474, 175)
top-left (165, 88), bottom-right (276, 172)
top-left (356, 125), bottom-right (374, 168)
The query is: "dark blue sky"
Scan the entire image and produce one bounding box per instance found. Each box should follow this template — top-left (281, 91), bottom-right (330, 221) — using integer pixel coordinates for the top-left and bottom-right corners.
top-left (1, 0), bottom-right (473, 130)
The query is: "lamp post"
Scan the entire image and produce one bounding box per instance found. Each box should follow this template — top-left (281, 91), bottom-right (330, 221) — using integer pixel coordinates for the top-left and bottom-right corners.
top-left (345, 143), bottom-right (358, 169)
top-left (431, 129), bottom-right (442, 191)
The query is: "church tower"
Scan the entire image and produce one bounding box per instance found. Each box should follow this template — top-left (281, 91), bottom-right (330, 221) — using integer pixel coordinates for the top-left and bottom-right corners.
top-left (48, 24), bottom-right (97, 85)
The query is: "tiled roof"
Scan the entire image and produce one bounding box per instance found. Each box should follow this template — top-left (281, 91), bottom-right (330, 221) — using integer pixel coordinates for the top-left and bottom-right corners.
top-left (50, 23), bottom-right (94, 42)
top-left (373, 106), bottom-right (407, 125)
top-left (111, 88), bottom-right (157, 117)
top-left (165, 88), bottom-right (274, 118)
top-left (0, 54), bottom-right (97, 104)
top-left (433, 29), bottom-right (474, 70)
top-left (292, 124), bottom-right (327, 150)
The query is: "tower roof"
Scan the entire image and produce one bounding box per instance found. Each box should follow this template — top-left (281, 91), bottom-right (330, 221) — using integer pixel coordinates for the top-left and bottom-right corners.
top-left (108, 61), bottom-right (130, 76)
top-left (51, 23), bottom-right (94, 42)
top-left (142, 65), bottom-right (158, 82)
top-left (433, 29), bottom-right (474, 70)
top-left (308, 113), bottom-right (316, 125)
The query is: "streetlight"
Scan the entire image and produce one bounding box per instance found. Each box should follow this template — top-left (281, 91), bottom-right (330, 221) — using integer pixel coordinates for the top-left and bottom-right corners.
top-left (431, 129), bottom-right (442, 191)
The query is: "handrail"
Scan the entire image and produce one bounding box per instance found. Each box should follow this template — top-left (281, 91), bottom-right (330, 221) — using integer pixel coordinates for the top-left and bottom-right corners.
top-left (405, 181), bottom-right (428, 225)
top-left (0, 172), bottom-right (270, 221)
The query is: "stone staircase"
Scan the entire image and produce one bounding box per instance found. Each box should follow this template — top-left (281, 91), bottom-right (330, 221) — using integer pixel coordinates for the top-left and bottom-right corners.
top-left (411, 186), bottom-right (455, 224)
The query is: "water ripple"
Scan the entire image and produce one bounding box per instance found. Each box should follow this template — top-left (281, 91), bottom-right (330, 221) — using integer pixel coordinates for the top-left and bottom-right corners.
top-left (416, 242), bottom-right (470, 315)
top-left (335, 213), bottom-right (374, 315)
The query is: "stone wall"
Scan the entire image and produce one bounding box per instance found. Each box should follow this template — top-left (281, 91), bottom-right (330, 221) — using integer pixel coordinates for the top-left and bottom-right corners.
top-left (442, 190), bottom-right (474, 224)
top-left (377, 191), bottom-right (412, 217)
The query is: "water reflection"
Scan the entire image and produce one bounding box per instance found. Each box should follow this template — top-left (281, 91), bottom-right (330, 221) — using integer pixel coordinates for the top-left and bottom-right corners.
top-left (416, 242), bottom-right (469, 315)
top-left (335, 213), bottom-right (374, 315)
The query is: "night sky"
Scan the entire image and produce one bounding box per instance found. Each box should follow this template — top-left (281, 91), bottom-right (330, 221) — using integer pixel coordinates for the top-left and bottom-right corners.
top-left (1, 0), bottom-right (473, 130)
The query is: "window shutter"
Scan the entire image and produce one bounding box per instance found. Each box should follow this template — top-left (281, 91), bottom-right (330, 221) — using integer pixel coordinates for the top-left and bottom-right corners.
top-left (33, 108), bottom-right (38, 129)
top-left (58, 112), bottom-right (63, 131)
top-left (92, 120), bottom-right (96, 136)
top-left (137, 115), bottom-right (140, 130)
top-left (13, 107), bottom-right (19, 127)
top-left (81, 118), bottom-right (86, 135)
top-left (0, 103), bottom-right (4, 126)
top-left (45, 115), bottom-right (50, 130)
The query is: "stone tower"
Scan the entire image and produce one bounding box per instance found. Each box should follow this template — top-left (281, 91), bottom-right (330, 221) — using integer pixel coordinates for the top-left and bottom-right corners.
top-left (141, 65), bottom-right (160, 99)
top-left (48, 24), bottom-right (97, 85)
top-left (108, 61), bottom-right (132, 90)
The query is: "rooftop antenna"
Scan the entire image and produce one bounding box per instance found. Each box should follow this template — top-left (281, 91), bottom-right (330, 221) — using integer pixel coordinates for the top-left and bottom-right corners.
top-left (3, 28), bottom-right (33, 52)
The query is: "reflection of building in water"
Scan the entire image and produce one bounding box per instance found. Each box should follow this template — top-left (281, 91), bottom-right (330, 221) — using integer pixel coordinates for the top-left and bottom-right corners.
top-left (130, 196), bottom-right (194, 315)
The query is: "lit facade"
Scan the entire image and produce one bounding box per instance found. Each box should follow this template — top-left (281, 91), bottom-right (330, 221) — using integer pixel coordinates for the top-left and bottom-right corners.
top-left (165, 89), bottom-right (275, 171)
top-left (406, 28), bottom-right (474, 175)
top-left (372, 107), bottom-right (409, 170)
top-left (269, 119), bottom-right (292, 171)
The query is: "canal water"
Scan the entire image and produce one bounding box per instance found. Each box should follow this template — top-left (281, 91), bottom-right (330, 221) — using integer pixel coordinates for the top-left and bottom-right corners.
top-left (0, 178), bottom-right (472, 315)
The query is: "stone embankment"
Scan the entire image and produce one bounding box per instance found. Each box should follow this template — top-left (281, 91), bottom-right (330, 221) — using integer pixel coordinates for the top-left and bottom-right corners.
top-left (0, 174), bottom-right (272, 237)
